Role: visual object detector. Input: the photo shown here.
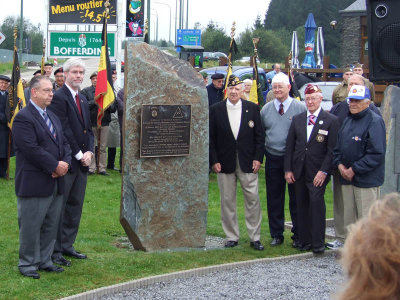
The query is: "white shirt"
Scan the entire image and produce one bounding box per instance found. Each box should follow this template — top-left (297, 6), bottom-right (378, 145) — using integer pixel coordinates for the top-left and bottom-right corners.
top-left (65, 83), bottom-right (84, 160)
top-left (227, 99), bottom-right (242, 140)
top-left (307, 106), bottom-right (321, 141)
top-left (274, 97), bottom-right (293, 114)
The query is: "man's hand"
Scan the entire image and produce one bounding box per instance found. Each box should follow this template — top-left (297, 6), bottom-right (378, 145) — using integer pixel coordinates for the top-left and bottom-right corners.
top-left (212, 163), bottom-right (221, 173)
top-left (81, 151), bottom-right (93, 167)
top-left (313, 171), bottom-right (327, 187)
top-left (285, 171), bottom-right (296, 184)
top-left (338, 164), bottom-right (355, 182)
top-left (252, 160), bottom-right (261, 174)
top-left (53, 161), bottom-right (69, 178)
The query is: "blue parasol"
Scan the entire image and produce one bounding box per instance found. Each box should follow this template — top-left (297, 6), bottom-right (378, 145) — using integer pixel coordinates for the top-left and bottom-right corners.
top-left (301, 13), bottom-right (317, 69)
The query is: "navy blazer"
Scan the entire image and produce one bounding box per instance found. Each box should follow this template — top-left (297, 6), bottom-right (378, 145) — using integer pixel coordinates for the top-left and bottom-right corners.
top-left (284, 109), bottom-right (339, 182)
top-left (12, 103), bottom-right (71, 197)
top-left (209, 99), bottom-right (265, 173)
top-left (48, 84), bottom-right (94, 172)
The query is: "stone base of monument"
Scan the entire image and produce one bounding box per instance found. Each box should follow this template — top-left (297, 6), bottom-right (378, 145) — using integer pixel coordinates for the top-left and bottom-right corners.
top-left (120, 40), bottom-right (209, 252)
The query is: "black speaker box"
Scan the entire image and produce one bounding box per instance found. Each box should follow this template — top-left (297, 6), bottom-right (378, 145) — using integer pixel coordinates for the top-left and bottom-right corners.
top-left (367, 0), bottom-right (400, 81)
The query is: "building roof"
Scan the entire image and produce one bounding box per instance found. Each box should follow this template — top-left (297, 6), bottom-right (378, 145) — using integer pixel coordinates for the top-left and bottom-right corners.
top-left (339, 0), bottom-right (366, 16)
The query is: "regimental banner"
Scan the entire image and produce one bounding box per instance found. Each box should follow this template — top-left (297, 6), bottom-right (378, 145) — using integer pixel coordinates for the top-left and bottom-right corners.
top-left (49, 0), bottom-right (117, 24)
top-left (49, 32), bottom-right (115, 57)
top-left (126, 0), bottom-right (144, 38)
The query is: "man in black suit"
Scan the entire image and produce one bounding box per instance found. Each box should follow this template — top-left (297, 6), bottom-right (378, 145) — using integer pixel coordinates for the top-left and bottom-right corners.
top-left (206, 73), bottom-right (225, 107)
top-left (0, 75), bottom-right (11, 178)
top-left (13, 76), bottom-right (71, 279)
top-left (284, 84), bottom-right (339, 254)
top-left (210, 75), bottom-right (265, 250)
top-left (48, 58), bottom-right (94, 266)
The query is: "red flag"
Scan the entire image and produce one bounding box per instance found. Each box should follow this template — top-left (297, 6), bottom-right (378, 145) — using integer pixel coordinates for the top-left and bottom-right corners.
top-left (95, 16), bottom-right (115, 127)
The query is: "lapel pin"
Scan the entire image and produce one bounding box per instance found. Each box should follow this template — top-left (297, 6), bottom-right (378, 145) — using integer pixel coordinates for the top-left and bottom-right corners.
top-left (319, 120), bottom-right (323, 125)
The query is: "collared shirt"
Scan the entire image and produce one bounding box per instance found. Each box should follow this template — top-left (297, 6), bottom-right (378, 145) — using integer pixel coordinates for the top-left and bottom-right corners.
top-left (307, 106), bottom-right (321, 141)
top-left (274, 97), bottom-right (293, 114)
top-left (30, 99), bottom-right (46, 118)
top-left (65, 83), bottom-right (84, 160)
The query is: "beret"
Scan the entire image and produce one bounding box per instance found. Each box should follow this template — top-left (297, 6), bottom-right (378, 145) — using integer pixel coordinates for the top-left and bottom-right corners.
top-left (0, 75), bottom-right (10, 82)
top-left (90, 71), bottom-right (98, 79)
top-left (211, 73), bottom-right (224, 80)
top-left (54, 67), bottom-right (63, 75)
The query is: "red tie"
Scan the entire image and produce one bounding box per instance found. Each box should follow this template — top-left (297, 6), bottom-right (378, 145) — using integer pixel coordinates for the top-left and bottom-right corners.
top-left (75, 94), bottom-right (82, 118)
top-left (308, 114), bottom-right (315, 125)
top-left (279, 103), bottom-right (284, 115)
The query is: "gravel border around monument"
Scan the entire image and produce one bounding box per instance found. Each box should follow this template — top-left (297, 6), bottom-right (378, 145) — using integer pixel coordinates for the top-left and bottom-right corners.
top-left (61, 250), bottom-right (343, 300)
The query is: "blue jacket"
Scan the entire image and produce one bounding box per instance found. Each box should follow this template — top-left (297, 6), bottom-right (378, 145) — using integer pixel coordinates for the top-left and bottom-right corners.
top-left (206, 83), bottom-right (224, 107)
top-left (333, 107), bottom-right (386, 188)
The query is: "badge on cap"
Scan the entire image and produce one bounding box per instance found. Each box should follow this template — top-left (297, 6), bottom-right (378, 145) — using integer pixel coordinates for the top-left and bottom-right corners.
top-left (248, 120), bottom-right (254, 128)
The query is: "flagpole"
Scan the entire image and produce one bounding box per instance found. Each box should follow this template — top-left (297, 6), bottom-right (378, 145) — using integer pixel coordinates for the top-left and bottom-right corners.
top-left (223, 22), bottom-right (236, 100)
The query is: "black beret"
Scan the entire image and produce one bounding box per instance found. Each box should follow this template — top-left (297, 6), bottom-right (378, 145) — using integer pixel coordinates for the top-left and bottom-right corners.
top-left (211, 73), bottom-right (224, 80)
top-left (54, 67), bottom-right (63, 75)
top-left (0, 75), bottom-right (10, 82)
top-left (33, 70), bottom-right (42, 76)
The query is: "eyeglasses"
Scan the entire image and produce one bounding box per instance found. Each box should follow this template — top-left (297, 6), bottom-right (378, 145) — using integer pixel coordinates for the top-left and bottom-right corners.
top-left (38, 88), bottom-right (53, 94)
top-left (305, 96), bottom-right (321, 102)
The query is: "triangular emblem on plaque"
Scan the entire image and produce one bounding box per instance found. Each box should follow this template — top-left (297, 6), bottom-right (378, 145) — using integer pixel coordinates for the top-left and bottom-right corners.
top-left (173, 107), bottom-right (184, 118)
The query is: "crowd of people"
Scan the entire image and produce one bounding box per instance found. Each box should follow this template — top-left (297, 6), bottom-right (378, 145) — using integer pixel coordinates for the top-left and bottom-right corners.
top-left (0, 58), bottom-right (389, 287)
top-left (208, 64), bottom-right (386, 256)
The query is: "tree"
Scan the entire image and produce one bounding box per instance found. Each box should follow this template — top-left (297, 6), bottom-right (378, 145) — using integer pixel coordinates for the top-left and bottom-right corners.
top-left (201, 21), bottom-right (230, 53)
top-left (253, 15), bottom-right (263, 30)
top-left (0, 16), bottom-right (43, 54)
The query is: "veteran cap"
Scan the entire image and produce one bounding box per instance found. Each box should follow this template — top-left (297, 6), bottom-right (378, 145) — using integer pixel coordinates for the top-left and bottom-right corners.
top-left (304, 83), bottom-right (322, 94)
top-left (211, 73), bottom-right (224, 80)
top-left (54, 67), bottom-right (63, 76)
top-left (0, 75), bottom-right (10, 82)
top-left (33, 70), bottom-right (42, 76)
top-left (90, 71), bottom-right (98, 79)
top-left (347, 85), bottom-right (371, 100)
top-left (227, 75), bottom-right (243, 87)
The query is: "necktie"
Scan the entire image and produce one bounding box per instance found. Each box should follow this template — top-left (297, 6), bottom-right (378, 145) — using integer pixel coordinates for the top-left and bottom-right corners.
top-left (43, 112), bottom-right (56, 138)
top-left (308, 114), bottom-right (315, 125)
top-left (279, 103), bottom-right (284, 115)
top-left (75, 94), bottom-right (82, 118)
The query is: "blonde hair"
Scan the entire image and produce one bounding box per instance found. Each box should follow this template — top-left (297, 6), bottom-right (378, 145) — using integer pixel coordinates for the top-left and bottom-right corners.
top-left (337, 193), bottom-right (400, 300)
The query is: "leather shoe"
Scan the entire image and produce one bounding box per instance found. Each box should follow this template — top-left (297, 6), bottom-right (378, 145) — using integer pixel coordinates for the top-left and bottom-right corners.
top-left (292, 240), bottom-right (301, 249)
top-left (20, 270), bottom-right (40, 279)
top-left (250, 240), bottom-right (264, 251)
top-left (224, 241), bottom-right (238, 248)
top-left (99, 171), bottom-right (109, 176)
top-left (299, 243), bottom-right (312, 251)
top-left (63, 250), bottom-right (87, 259)
top-left (270, 237), bottom-right (284, 246)
top-left (53, 256), bottom-right (71, 266)
top-left (312, 246), bottom-right (325, 254)
top-left (88, 171), bottom-right (94, 176)
top-left (39, 265), bottom-right (64, 272)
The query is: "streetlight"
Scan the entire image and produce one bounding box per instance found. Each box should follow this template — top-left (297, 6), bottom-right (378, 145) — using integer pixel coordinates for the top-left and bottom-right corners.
top-left (151, 9), bottom-right (159, 43)
top-left (154, 2), bottom-right (171, 43)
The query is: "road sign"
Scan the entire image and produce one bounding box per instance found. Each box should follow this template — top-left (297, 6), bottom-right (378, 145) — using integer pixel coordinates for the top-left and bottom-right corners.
top-left (49, 32), bottom-right (115, 57)
top-left (176, 29), bottom-right (201, 46)
top-left (0, 32), bottom-right (6, 45)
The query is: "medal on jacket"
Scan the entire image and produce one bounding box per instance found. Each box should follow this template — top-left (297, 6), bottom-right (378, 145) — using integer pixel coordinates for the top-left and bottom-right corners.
top-left (316, 134), bottom-right (324, 142)
top-left (248, 120), bottom-right (254, 128)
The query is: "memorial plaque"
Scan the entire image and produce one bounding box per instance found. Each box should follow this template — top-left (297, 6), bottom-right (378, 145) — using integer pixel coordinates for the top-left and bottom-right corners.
top-left (140, 105), bottom-right (191, 158)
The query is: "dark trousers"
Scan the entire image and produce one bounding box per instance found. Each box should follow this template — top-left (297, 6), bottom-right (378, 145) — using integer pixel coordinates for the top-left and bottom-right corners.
top-left (294, 176), bottom-right (326, 249)
top-left (107, 147), bottom-right (116, 169)
top-left (0, 158), bottom-right (7, 177)
top-left (52, 160), bottom-right (88, 259)
top-left (265, 152), bottom-right (297, 240)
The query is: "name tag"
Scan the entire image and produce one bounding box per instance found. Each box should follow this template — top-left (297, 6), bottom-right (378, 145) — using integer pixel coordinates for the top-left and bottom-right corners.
top-left (318, 129), bottom-right (328, 135)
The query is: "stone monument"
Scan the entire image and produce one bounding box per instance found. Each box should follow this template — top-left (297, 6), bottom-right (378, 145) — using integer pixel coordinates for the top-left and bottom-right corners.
top-left (381, 85), bottom-right (400, 195)
top-left (120, 40), bottom-right (209, 251)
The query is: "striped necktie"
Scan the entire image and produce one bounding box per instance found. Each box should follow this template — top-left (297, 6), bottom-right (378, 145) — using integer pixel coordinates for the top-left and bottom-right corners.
top-left (308, 114), bottom-right (315, 125)
top-left (43, 111), bottom-right (56, 139)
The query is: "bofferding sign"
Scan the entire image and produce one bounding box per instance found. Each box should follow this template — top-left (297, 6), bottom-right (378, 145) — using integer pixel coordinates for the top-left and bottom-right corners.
top-left (49, 0), bottom-right (117, 24)
top-left (49, 32), bottom-right (115, 57)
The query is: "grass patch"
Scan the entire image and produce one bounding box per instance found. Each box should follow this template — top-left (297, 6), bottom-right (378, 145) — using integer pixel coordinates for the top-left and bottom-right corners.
top-left (0, 156), bottom-right (333, 299)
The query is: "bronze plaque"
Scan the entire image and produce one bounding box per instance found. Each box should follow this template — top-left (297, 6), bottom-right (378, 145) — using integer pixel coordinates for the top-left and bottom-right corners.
top-left (140, 105), bottom-right (191, 157)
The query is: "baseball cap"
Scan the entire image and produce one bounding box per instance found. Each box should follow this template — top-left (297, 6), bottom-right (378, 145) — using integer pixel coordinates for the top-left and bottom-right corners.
top-left (347, 85), bottom-right (371, 100)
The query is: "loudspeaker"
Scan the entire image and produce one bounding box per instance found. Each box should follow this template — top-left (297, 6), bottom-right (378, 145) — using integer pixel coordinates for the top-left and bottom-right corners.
top-left (367, 0), bottom-right (400, 81)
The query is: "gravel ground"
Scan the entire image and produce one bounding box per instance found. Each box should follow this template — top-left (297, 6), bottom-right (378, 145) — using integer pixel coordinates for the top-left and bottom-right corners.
top-left (97, 252), bottom-right (344, 300)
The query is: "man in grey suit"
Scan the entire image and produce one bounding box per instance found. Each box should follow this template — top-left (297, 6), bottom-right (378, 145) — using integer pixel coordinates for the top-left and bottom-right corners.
top-left (13, 76), bottom-right (71, 279)
top-left (48, 58), bottom-right (94, 266)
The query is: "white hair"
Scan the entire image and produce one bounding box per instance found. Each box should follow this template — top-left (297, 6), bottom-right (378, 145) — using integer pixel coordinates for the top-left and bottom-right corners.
top-left (272, 73), bottom-right (290, 85)
top-left (63, 58), bottom-right (86, 73)
top-left (243, 79), bottom-right (253, 85)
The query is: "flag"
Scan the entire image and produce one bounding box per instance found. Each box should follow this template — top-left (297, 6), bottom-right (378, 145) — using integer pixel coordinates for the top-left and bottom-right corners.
top-left (248, 55), bottom-right (264, 109)
top-left (6, 46), bottom-right (26, 128)
top-left (288, 69), bottom-right (301, 100)
top-left (95, 16), bottom-right (115, 127)
top-left (223, 37), bottom-right (237, 99)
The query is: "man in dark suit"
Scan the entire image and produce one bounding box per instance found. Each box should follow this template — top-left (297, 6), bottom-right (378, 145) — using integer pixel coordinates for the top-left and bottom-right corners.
top-left (206, 73), bottom-right (224, 107)
top-left (210, 75), bottom-right (265, 250)
top-left (284, 84), bottom-right (339, 254)
top-left (13, 76), bottom-right (71, 279)
top-left (48, 58), bottom-right (94, 266)
top-left (0, 75), bottom-right (11, 178)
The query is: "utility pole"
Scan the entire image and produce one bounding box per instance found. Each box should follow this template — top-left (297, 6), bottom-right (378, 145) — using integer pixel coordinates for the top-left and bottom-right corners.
top-left (185, 0), bottom-right (188, 29)
top-left (19, 0), bottom-right (24, 59)
top-left (147, 0), bottom-right (150, 42)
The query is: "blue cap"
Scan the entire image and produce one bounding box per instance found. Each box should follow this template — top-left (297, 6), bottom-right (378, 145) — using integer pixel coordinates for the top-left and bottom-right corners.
top-left (347, 85), bottom-right (371, 100)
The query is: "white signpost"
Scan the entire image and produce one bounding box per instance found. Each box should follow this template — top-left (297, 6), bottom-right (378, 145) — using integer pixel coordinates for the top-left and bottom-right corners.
top-left (0, 32), bottom-right (6, 45)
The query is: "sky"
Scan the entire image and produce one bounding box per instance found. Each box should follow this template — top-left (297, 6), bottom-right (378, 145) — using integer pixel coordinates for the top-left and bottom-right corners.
top-left (0, 0), bottom-right (271, 43)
